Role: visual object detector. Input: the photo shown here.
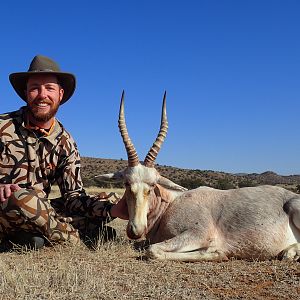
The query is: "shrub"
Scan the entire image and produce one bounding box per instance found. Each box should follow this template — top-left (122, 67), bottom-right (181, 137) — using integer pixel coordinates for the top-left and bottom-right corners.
top-left (214, 178), bottom-right (236, 190)
top-left (238, 180), bottom-right (257, 188)
top-left (178, 178), bottom-right (205, 190)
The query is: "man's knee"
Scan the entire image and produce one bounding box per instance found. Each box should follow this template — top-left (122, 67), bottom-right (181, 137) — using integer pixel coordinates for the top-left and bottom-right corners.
top-left (2, 188), bottom-right (40, 211)
top-left (1, 188), bottom-right (53, 225)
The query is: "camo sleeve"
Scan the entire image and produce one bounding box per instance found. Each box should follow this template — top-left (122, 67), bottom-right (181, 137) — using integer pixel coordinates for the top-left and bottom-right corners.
top-left (54, 133), bottom-right (85, 208)
top-left (0, 109), bottom-right (110, 220)
top-left (56, 134), bottom-right (110, 219)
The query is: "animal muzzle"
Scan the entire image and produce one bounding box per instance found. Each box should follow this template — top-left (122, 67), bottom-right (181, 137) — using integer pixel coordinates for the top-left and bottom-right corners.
top-left (126, 221), bottom-right (146, 240)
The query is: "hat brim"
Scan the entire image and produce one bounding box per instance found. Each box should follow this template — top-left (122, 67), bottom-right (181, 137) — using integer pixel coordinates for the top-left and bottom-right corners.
top-left (9, 71), bottom-right (76, 105)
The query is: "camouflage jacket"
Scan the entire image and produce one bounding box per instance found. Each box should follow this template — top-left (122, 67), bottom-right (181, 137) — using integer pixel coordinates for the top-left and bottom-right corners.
top-left (0, 107), bottom-right (104, 217)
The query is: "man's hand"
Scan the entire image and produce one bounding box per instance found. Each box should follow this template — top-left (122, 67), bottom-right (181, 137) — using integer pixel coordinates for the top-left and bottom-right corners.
top-left (110, 197), bottom-right (129, 220)
top-left (96, 192), bottom-right (120, 203)
top-left (0, 184), bottom-right (21, 202)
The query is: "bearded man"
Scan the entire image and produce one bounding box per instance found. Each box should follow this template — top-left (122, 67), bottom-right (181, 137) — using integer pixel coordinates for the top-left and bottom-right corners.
top-left (0, 55), bottom-right (127, 250)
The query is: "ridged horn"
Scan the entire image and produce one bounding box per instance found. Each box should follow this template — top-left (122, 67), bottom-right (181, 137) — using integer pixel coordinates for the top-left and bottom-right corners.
top-left (118, 90), bottom-right (140, 167)
top-left (144, 91), bottom-right (168, 167)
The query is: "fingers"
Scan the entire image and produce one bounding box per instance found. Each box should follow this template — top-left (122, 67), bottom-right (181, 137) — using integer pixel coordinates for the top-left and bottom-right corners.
top-left (97, 192), bottom-right (110, 199)
top-left (0, 185), bottom-right (11, 202)
top-left (10, 184), bottom-right (21, 192)
top-left (0, 187), bottom-right (4, 202)
top-left (0, 184), bottom-right (21, 202)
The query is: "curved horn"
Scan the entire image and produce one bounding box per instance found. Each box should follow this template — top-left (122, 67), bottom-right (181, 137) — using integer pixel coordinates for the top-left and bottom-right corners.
top-left (144, 91), bottom-right (168, 167)
top-left (118, 90), bottom-right (140, 167)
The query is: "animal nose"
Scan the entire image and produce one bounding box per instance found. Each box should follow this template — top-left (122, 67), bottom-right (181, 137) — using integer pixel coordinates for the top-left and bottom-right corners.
top-left (127, 223), bottom-right (143, 240)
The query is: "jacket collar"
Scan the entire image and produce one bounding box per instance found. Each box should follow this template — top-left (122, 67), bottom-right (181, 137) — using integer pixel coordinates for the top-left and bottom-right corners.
top-left (18, 106), bottom-right (64, 144)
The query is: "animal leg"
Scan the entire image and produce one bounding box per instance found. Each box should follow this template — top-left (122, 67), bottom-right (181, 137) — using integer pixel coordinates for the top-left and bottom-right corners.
top-left (282, 197), bottom-right (300, 261)
top-left (147, 230), bottom-right (228, 262)
top-left (280, 243), bottom-right (300, 261)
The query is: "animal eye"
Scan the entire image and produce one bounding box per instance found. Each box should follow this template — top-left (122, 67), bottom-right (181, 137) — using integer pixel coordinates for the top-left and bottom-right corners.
top-left (144, 189), bottom-right (151, 196)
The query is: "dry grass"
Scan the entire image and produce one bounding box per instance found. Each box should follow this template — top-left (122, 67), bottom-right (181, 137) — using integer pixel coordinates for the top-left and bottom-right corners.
top-left (0, 233), bottom-right (299, 299)
top-left (49, 185), bottom-right (125, 199)
top-left (0, 187), bottom-right (299, 299)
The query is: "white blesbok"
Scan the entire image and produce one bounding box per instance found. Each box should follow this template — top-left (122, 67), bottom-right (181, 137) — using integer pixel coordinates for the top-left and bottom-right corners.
top-left (99, 91), bottom-right (300, 262)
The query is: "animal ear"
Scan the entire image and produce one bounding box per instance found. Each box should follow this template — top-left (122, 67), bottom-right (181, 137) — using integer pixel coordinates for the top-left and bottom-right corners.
top-left (158, 176), bottom-right (188, 191)
top-left (95, 171), bottom-right (124, 181)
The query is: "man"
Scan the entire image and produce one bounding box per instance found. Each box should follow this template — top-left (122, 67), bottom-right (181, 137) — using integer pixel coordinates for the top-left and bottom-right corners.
top-left (0, 55), bottom-right (127, 249)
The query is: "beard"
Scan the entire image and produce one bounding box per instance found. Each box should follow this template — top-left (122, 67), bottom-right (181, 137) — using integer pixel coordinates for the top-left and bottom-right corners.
top-left (27, 100), bottom-right (60, 123)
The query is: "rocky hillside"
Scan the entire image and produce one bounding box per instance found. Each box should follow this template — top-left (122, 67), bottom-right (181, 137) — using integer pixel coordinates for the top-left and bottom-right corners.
top-left (81, 157), bottom-right (300, 193)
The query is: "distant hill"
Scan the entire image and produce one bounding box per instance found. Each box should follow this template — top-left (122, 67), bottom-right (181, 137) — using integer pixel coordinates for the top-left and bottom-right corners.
top-left (81, 157), bottom-right (300, 193)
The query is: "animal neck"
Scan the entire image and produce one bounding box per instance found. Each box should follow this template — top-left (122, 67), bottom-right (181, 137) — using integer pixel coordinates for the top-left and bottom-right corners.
top-left (145, 185), bottom-right (176, 237)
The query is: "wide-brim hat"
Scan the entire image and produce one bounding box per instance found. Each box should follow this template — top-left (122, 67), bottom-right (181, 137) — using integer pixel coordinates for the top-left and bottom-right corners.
top-left (9, 55), bottom-right (76, 105)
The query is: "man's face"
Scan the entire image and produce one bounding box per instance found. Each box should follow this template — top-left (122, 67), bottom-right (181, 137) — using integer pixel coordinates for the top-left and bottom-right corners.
top-left (26, 74), bottom-right (64, 123)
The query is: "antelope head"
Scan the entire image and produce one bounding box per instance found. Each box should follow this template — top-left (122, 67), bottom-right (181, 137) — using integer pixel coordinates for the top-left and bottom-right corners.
top-left (98, 91), bottom-right (186, 240)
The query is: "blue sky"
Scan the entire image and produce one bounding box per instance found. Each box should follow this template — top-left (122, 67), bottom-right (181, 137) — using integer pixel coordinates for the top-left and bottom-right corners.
top-left (1, 1), bottom-right (300, 175)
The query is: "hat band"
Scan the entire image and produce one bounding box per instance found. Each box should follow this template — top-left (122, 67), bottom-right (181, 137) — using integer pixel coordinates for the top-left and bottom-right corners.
top-left (31, 69), bottom-right (56, 72)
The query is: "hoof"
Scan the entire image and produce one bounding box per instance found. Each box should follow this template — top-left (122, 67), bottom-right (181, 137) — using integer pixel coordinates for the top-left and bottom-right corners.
top-left (280, 243), bottom-right (300, 261)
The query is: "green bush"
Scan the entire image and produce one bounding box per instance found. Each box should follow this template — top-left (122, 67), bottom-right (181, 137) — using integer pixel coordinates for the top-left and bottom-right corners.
top-left (178, 178), bottom-right (205, 190)
top-left (238, 180), bottom-right (257, 188)
top-left (214, 178), bottom-right (236, 190)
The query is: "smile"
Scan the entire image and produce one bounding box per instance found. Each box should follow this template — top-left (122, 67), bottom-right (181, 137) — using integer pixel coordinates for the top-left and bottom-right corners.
top-left (35, 102), bottom-right (51, 108)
